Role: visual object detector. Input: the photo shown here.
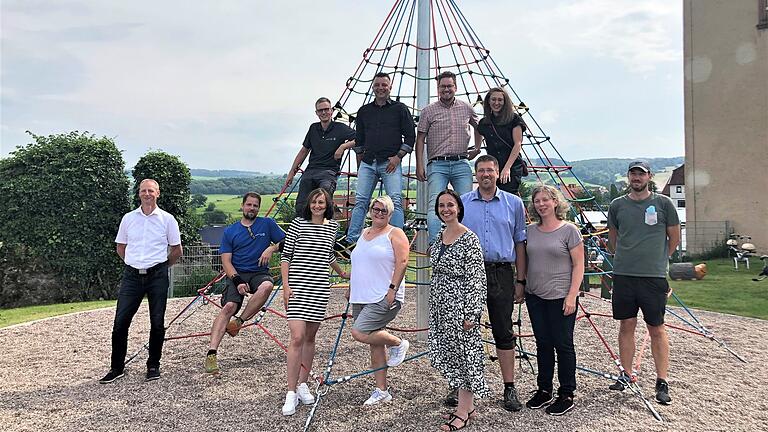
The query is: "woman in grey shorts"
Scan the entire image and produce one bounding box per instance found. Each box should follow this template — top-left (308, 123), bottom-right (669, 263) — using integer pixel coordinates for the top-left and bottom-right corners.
top-left (524, 184), bottom-right (584, 416)
top-left (348, 195), bottom-right (411, 406)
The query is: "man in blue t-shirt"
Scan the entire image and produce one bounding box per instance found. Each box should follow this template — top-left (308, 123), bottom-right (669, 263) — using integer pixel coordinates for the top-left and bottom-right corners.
top-left (205, 192), bottom-right (285, 374)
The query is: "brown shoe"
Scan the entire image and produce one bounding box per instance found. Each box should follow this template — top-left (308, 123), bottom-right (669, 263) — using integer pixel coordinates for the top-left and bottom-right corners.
top-left (226, 317), bottom-right (244, 337)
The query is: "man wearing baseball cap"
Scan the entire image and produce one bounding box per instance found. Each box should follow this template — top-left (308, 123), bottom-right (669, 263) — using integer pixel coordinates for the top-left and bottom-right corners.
top-left (606, 160), bottom-right (680, 404)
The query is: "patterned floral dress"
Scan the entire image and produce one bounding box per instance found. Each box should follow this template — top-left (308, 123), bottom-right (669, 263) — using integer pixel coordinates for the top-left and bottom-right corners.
top-left (428, 229), bottom-right (490, 397)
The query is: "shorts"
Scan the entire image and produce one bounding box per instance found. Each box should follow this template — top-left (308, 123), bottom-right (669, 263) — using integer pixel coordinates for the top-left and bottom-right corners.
top-left (484, 262), bottom-right (517, 350)
top-left (611, 274), bottom-right (669, 326)
top-left (221, 272), bottom-right (274, 314)
top-left (352, 298), bottom-right (402, 333)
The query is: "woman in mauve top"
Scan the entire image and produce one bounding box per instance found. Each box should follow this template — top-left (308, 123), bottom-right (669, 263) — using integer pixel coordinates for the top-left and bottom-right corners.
top-left (523, 184), bottom-right (584, 416)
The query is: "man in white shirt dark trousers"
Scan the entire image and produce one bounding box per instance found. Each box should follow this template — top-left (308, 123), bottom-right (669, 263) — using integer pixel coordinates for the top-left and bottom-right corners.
top-left (100, 179), bottom-right (183, 383)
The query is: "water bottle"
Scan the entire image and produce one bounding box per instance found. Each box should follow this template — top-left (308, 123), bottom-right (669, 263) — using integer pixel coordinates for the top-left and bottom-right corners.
top-left (645, 205), bottom-right (657, 225)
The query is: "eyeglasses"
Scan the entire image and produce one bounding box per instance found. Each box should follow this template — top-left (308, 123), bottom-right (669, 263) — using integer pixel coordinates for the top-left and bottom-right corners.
top-left (246, 225), bottom-right (258, 240)
top-left (316, 108), bottom-right (332, 113)
top-left (371, 207), bottom-right (389, 215)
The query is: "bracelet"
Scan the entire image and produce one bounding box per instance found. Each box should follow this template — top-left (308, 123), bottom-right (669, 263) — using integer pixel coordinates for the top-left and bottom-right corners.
top-left (232, 274), bottom-right (246, 286)
top-left (515, 279), bottom-right (527, 286)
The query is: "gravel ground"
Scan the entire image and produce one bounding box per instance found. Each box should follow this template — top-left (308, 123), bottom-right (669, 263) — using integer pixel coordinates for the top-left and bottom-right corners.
top-left (1, 289), bottom-right (767, 432)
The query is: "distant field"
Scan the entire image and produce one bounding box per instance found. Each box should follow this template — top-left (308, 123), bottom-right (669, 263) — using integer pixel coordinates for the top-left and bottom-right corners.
top-left (201, 192), bottom-right (359, 218)
top-left (613, 165), bottom-right (675, 188)
top-left (523, 176), bottom-right (602, 188)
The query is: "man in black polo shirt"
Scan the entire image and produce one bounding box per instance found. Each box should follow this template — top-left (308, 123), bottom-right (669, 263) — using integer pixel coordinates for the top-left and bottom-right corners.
top-left (346, 72), bottom-right (416, 242)
top-left (287, 97), bottom-right (357, 216)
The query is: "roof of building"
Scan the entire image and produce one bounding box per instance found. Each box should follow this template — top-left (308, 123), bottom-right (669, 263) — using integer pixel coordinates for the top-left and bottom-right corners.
top-left (662, 164), bottom-right (685, 195)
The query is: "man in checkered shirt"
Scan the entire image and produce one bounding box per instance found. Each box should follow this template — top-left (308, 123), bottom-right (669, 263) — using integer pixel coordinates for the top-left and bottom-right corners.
top-left (415, 70), bottom-right (483, 243)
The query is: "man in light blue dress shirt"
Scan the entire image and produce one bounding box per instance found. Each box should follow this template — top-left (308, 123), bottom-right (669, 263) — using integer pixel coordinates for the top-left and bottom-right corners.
top-left (461, 155), bottom-right (528, 412)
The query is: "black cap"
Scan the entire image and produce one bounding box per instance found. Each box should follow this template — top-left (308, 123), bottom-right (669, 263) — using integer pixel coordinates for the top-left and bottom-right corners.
top-left (628, 160), bottom-right (651, 173)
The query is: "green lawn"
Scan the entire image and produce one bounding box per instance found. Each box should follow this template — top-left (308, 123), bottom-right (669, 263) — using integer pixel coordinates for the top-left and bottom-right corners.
top-left (669, 258), bottom-right (768, 320)
top-left (0, 300), bottom-right (117, 328)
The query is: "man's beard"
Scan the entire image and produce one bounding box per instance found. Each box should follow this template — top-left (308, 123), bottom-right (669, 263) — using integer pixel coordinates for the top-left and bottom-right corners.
top-left (243, 211), bottom-right (257, 220)
top-left (630, 181), bottom-right (648, 192)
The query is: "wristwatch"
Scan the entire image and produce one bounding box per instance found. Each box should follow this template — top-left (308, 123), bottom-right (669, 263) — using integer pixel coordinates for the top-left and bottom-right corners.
top-left (388, 283), bottom-right (397, 290)
top-left (515, 279), bottom-right (527, 286)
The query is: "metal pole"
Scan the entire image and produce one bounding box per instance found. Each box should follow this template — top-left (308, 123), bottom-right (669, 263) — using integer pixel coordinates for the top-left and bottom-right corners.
top-left (415, 0), bottom-right (431, 342)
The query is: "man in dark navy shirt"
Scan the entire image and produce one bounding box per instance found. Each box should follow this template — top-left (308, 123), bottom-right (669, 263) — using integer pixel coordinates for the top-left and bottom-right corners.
top-left (287, 97), bottom-right (356, 216)
top-left (346, 72), bottom-right (416, 242)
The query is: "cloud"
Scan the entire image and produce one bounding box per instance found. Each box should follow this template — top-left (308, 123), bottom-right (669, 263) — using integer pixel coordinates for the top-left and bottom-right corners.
top-left (517, 0), bottom-right (681, 73)
top-left (1, 1), bottom-right (684, 170)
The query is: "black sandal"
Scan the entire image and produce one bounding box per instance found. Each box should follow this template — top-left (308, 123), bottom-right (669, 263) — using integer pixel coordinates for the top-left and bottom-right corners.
top-left (441, 413), bottom-right (469, 431)
top-left (441, 408), bottom-right (475, 420)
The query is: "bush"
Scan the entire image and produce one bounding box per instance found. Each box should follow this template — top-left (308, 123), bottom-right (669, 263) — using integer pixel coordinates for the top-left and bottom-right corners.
top-left (689, 241), bottom-right (730, 261)
top-left (0, 131), bottom-right (130, 306)
top-left (173, 267), bottom-right (223, 297)
top-left (132, 151), bottom-right (201, 243)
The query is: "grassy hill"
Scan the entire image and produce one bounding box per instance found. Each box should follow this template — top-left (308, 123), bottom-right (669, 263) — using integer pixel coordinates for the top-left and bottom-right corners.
top-left (189, 156), bottom-right (684, 196)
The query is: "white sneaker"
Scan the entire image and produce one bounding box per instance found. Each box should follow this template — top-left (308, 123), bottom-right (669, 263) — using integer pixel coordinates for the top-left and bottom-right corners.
top-left (386, 339), bottom-right (410, 367)
top-left (297, 382), bottom-right (315, 405)
top-left (363, 387), bottom-right (392, 405)
top-left (282, 391), bottom-right (299, 416)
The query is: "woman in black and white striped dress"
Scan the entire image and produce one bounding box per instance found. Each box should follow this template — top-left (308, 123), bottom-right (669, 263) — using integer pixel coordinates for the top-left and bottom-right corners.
top-left (280, 188), bottom-right (348, 416)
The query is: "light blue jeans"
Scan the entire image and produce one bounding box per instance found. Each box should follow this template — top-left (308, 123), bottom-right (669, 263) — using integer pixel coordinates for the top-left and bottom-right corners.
top-left (427, 159), bottom-right (473, 243)
top-left (347, 160), bottom-right (404, 242)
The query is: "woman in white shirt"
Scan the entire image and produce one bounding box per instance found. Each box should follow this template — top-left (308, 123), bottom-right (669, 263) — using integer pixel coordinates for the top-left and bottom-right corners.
top-left (348, 195), bottom-right (411, 406)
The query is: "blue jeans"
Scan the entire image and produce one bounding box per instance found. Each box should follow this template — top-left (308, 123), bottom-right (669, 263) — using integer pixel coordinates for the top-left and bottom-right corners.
top-left (110, 264), bottom-right (169, 371)
top-left (347, 160), bottom-right (404, 242)
top-left (427, 159), bottom-right (473, 243)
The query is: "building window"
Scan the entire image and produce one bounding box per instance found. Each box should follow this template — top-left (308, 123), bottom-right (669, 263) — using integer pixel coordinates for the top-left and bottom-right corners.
top-left (760, 0), bottom-right (768, 29)
top-left (678, 200), bottom-right (686, 208)
top-left (676, 186), bottom-right (682, 193)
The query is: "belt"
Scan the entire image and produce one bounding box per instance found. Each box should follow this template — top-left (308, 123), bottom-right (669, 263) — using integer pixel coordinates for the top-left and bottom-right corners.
top-left (126, 261), bottom-right (168, 275)
top-left (429, 154), bottom-right (468, 162)
top-left (484, 261), bottom-right (513, 268)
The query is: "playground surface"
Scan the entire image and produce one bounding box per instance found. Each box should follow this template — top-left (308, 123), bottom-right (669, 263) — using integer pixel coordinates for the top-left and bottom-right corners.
top-left (2, 289), bottom-right (767, 432)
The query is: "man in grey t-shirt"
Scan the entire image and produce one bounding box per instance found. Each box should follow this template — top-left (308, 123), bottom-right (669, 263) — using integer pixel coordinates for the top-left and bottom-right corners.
top-left (607, 161), bottom-right (680, 405)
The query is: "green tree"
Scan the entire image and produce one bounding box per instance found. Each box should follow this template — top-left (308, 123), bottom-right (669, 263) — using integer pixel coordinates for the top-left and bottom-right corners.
top-left (190, 193), bottom-right (208, 208)
top-left (518, 182), bottom-right (532, 202)
top-left (203, 209), bottom-right (230, 225)
top-left (0, 131), bottom-right (130, 306)
top-left (609, 183), bottom-right (620, 200)
top-left (132, 151), bottom-right (200, 243)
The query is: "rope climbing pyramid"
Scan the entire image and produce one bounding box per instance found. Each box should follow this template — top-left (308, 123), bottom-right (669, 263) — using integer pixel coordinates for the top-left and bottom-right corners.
top-left (122, 1), bottom-right (746, 429)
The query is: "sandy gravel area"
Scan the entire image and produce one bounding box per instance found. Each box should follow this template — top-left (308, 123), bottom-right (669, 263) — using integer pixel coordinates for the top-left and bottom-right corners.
top-left (1, 289), bottom-right (767, 432)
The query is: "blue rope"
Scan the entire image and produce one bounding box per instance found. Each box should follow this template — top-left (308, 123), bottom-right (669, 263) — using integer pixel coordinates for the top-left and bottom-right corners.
top-left (325, 351), bottom-right (429, 385)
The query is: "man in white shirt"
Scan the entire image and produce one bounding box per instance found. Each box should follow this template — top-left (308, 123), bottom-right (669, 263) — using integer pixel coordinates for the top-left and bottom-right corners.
top-left (100, 179), bottom-right (183, 384)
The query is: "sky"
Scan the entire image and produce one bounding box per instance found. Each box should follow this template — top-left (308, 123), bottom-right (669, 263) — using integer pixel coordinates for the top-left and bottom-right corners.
top-left (1, 0), bottom-right (684, 173)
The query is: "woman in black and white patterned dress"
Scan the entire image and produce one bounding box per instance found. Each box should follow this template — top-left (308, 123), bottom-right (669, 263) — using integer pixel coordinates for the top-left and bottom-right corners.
top-left (280, 188), bottom-right (347, 416)
top-left (429, 189), bottom-right (489, 431)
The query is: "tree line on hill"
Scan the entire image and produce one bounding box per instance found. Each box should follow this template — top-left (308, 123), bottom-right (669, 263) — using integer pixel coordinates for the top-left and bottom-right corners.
top-left (188, 157), bottom-right (683, 195)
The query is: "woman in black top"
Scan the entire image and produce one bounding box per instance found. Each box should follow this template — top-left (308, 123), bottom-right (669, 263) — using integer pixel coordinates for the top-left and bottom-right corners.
top-left (475, 87), bottom-right (527, 195)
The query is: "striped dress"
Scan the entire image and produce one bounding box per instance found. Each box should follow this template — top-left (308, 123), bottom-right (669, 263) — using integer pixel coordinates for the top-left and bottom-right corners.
top-left (281, 217), bottom-right (338, 322)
